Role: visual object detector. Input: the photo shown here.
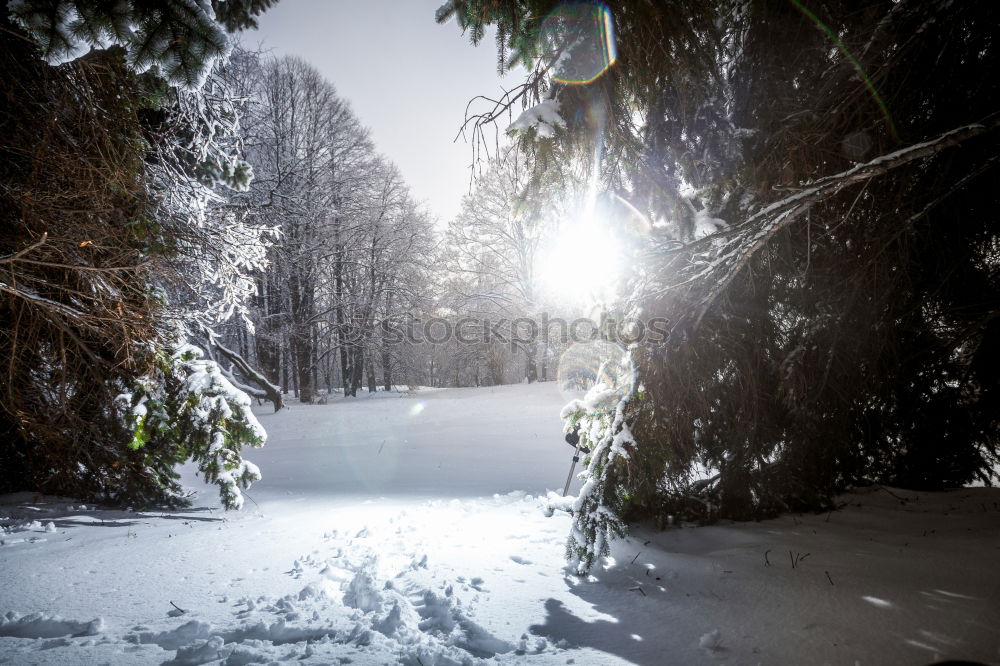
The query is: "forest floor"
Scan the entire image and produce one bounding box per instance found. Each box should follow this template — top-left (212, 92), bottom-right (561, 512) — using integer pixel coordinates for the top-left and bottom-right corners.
top-left (1, 382), bottom-right (998, 665)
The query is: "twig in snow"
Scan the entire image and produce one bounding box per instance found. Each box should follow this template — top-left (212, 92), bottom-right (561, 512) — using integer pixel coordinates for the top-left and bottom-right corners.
top-left (825, 571), bottom-right (835, 586)
top-left (170, 601), bottom-right (187, 614)
top-left (790, 551), bottom-right (810, 568)
top-left (628, 586), bottom-right (647, 597)
top-left (764, 549), bottom-right (771, 566)
top-left (877, 485), bottom-right (908, 503)
top-left (242, 492), bottom-right (260, 511)
top-left (631, 552), bottom-right (641, 564)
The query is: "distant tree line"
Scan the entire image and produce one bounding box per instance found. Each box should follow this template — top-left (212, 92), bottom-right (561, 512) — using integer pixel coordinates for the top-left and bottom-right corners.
top-left (210, 54), bottom-right (574, 403)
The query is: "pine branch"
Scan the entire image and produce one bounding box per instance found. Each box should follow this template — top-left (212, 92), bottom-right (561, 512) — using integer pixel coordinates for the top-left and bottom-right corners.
top-left (202, 326), bottom-right (283, 411)
top-left (668, 120), bottom-right (1000, 330)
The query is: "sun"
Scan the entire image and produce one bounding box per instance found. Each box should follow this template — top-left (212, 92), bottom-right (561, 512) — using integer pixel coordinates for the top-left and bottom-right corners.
top-left (537, 216), bottom-right (622, 304)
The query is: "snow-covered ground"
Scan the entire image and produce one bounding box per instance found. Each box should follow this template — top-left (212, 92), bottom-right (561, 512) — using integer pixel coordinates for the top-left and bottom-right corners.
top-left (2, 382), bottom-right (998, 665)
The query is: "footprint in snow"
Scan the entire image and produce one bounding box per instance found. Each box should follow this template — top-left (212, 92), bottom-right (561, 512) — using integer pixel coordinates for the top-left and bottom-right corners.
top-left (509, 555), bottom-right (533, 565)
top-left (699, 628), bottom-right (723, 651)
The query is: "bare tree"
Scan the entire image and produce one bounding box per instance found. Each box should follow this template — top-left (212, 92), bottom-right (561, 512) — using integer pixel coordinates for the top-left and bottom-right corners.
top-left (223, 52), bottom-right (435, 401)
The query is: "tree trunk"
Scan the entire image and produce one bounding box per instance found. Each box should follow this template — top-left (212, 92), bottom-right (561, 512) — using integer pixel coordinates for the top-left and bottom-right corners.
top-left (381, 294), bottom-right (393, 391)
top-left (311, 326), bottom-right (319, 397)
top-left (255, 277), bottom-right (281, 385)
top-left (292, 329), bottom-right (313, 404)
top-left (339, 342), bottom-right (352, 396)
top-left (281, 343), bottom-right (290, 395)
top-left (351, 347), bottom-right (364, 396)
top-left (288, 343), bottom-right (298, 399)
top-left (333, 215), bottom-right (354, 397)
top-left (381, 344), bottom-right (392, 391)
top-left (366, 350), bottom-right (377, 393)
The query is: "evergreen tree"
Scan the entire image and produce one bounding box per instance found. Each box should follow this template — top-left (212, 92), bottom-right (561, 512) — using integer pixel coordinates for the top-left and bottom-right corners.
top-left (0, 2), bottom-right (277, 507)
top-left (447, 0), bottom-right (1000, 569)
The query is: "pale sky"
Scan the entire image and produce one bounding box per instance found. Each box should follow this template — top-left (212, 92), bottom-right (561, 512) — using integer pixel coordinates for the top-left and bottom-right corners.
top-left (251, 0), bottom-right (522, 223)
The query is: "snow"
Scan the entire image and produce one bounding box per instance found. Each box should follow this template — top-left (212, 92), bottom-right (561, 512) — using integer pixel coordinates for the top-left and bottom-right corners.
top-left (507, 100), bottom-right (566, 139)
top-left (2, 382), bottom-right (999, 665)
top-left (693, 209), bottom-right (729, 240)
top-left (0, 612), bottom-right (104, 639)
top-left (698, 628), bottom-right (721, 651)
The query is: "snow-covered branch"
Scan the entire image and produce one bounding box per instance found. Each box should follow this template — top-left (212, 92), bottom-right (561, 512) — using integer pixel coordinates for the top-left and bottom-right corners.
top-left (657, 120), bottom-right (999, 327)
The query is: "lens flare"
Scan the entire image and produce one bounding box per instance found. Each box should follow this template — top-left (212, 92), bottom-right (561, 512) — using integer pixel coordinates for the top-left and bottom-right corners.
top-left (540, 2), bottom-right (617, 85)
top-left (326, 421), bottom-right (400, 494)
top-left (789, 0), bottom-right (898, 140)
top-left (557, 340), bottom-right (636, 409)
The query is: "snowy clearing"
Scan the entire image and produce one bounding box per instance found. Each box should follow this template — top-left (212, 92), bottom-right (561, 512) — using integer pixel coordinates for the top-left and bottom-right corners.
top-left (2, 382), bottom-right (998, 665)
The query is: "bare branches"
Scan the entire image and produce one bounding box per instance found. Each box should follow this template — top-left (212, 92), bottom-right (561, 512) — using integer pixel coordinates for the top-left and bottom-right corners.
top-left (0, 233), bottom-right (48, 264)
top-left (0, 42), bottom-right (163, 501)
top-left (455, 62), bottom-right (549, 183)
top-left (222, 51), bottom-right (438, 399)
top-left (0, 281), bottom-right (89, 322)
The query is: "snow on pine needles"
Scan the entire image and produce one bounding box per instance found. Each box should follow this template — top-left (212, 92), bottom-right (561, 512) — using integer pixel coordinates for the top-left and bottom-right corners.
top-left (2, 382), bottom-right (999, 665)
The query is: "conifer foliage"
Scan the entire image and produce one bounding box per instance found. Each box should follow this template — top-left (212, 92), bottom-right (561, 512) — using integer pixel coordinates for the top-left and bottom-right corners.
top-left (119, 342), bottom-right (265, 510)
top-left (448, 0), bottom-right (1000, 568)
top-left (8, 0), bottom-right (276, 88)
top-left (0, 1), bottom-right (276, 507)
